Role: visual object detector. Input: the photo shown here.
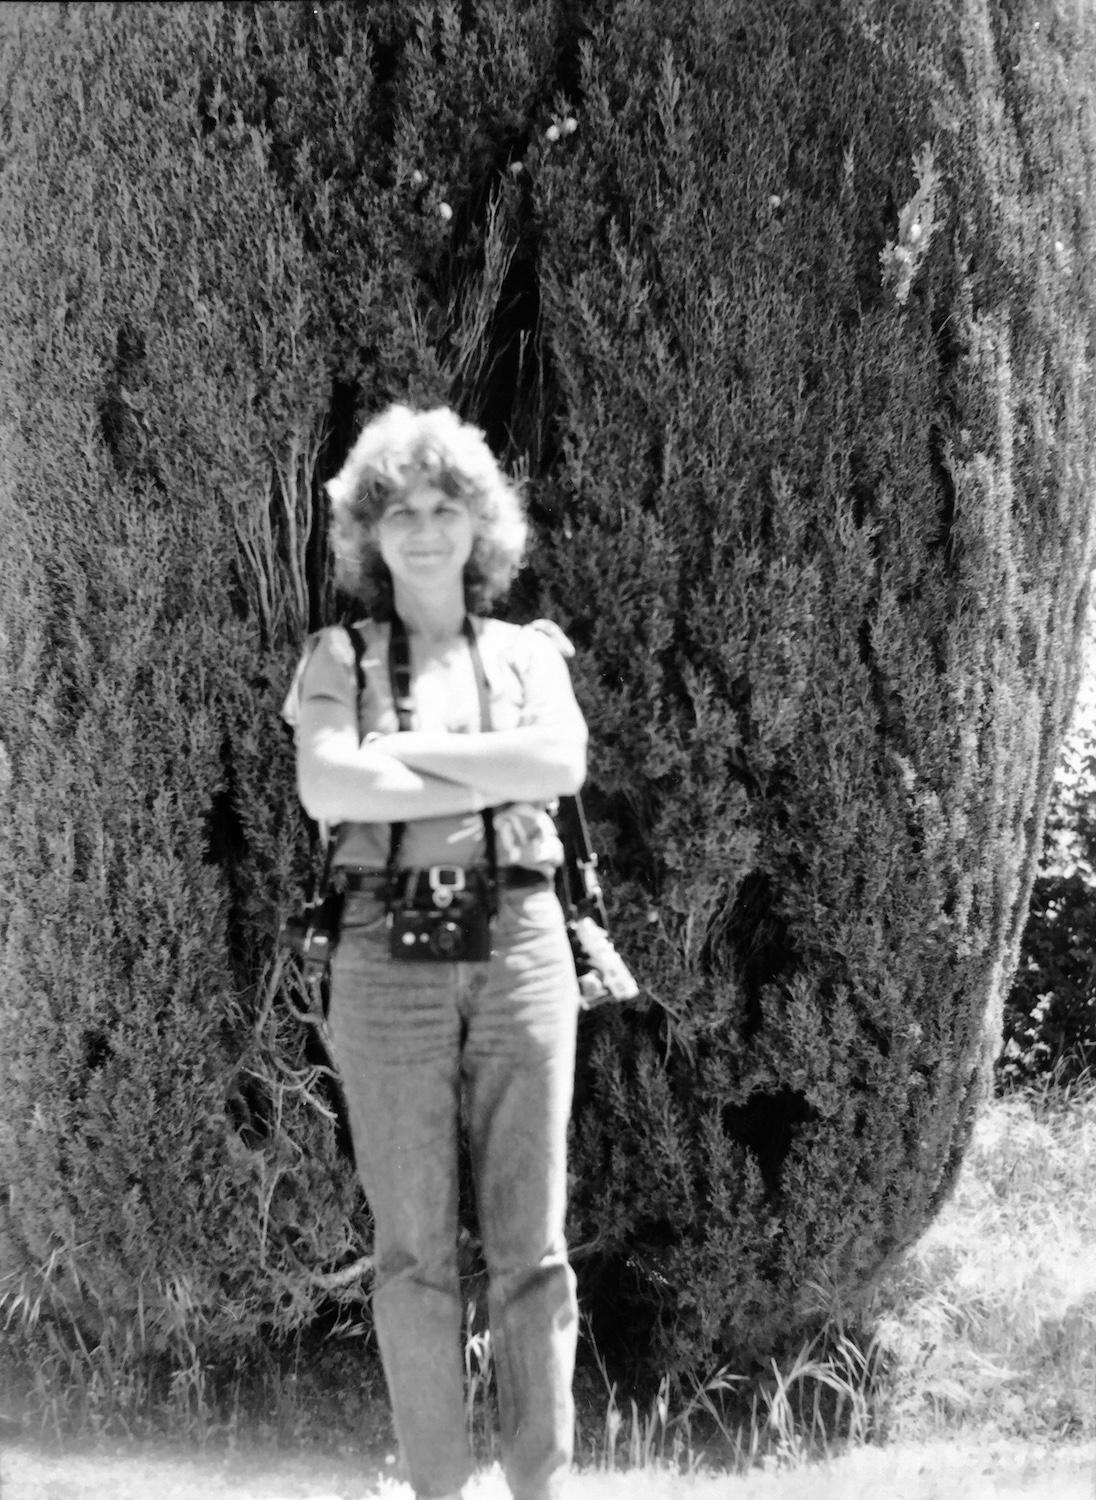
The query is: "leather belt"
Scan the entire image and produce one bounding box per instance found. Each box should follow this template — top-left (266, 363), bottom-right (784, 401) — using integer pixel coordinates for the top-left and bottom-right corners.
top-left (335, 866), bottom-right (551, 897)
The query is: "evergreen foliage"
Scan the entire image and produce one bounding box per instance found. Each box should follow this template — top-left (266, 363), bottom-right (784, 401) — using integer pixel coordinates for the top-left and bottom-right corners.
top-left (1000, 688), bottom-right (1096, 1088)
top-left (1003, 871), bottom-right (1096, 1087)
top-left (0, 0), bottom-right (556, 1415)
top-left (528, 0), bottom-right (1096, 1372)
top-left (1, 0), bottom-right (1095, 1415)
top-left (0, 2), bottom-right (356, 1409)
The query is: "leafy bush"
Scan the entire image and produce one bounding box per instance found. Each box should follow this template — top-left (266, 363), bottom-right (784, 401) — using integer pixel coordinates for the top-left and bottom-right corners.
top-left (1001, 873), bottom-right (1096, 1088)
top-left (2, 0), bottom-right (1096, 1417)
top-left (1000, 694), bottom-right (1096, 1088)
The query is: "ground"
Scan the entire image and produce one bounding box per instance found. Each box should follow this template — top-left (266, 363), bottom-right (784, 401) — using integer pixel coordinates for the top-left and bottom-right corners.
top-left (2, 1438), bottom-right (1094, 1500)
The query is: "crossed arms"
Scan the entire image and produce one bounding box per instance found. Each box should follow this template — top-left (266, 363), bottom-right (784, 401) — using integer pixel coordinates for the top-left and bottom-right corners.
top-left (294, 633), bottom-right (587, 824)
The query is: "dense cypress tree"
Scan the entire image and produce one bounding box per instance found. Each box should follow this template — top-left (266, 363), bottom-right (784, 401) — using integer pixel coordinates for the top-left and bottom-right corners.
top-left (530, 0), bottom-right (1096, 1373)
top-left (2, 0), bottom-right (1095, 1414)
top-left (0, 2), bottom-right (353, 1407)
top-left (0, 0), bottom-right (556, 1412)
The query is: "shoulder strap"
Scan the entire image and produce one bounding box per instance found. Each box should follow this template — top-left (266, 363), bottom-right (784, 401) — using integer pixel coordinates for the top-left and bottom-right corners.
top-left (320, 623), bottom-right (367, 851)
top-left (515, 619), bottom-right (610, 929)
top-left (384, 618), bottom-right (411, 886)
top-left (345, 622), bottom-right (368, 739)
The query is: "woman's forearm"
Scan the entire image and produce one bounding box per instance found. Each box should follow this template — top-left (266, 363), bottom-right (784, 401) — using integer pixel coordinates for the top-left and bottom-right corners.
top-left (376, 727), bottom-right (587, 801)
top-left (298, 729), bottom-right (484, 823)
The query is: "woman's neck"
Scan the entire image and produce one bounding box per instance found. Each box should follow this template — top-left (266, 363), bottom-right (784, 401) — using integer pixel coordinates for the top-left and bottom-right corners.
top-left (391, 586), bottom-right (467, 642)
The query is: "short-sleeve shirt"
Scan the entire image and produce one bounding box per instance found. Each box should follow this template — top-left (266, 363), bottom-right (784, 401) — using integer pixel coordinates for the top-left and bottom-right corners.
top-left (281, 617), bottom-right (586, 872)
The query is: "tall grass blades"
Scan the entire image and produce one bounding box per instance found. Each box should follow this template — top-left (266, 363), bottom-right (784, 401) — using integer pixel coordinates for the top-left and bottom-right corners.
top-left (569, 1085), bottom-right (1095, 1478)
top-left (870, 1085), bottom-right (1096, 1442)
top-left (464, 1299), bottom-right (497, 1463)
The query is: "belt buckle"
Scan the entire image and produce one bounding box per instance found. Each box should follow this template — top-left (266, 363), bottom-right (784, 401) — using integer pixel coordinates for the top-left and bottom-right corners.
top-left (427, 865), bottom-right (465, 909)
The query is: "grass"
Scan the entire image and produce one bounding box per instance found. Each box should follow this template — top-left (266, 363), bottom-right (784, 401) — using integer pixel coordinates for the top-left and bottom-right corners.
top-left (457, 1079), bottom-right (1096, 1480)
top-left (565, 1078), bottom-right (1096, 1475)
top-left (3, 1082), bottom-right (1095, 1489)
top-left (865, 1078), bottom-right (1096, 1445)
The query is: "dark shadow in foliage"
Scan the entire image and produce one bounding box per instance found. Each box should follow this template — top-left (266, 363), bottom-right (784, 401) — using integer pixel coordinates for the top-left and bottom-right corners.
top-left (318, 379), bottom-right (361, 627)
top-left (703, 872), bottom-right (796, 1042)
top-left (99, 323), bottom-right (158, 485)
top-left (999, 870), bottom-right (1096, 1090)
top-left (464, 2), bottom-right (597, 469)
top-left (573, 1239), bottom-right (669, 1396)
top-left (721, 1089), bottom-right (817, 1198)
top-left (927, 282), bottom-right (965, 579)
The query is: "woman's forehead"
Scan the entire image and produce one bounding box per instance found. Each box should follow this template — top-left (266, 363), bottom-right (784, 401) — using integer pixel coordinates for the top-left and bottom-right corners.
top-left (389, 477), bottom-right (468, 505)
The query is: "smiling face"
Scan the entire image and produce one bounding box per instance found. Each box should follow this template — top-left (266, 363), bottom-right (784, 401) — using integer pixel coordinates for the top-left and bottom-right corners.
top-left (374, 479), bottom-right (477, 606)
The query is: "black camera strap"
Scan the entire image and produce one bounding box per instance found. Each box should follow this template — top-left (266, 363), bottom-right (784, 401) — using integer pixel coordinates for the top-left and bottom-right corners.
top-left (384, 613), bottom-right (499, 912)
top-left (555, 791), bottom-right (609, 930)
top-left (321, 620), bottom-right (369, 875)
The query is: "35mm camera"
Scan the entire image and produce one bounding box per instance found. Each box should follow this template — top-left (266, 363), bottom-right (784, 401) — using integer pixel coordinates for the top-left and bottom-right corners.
top-left (387, 866), bottom-right (493, 963)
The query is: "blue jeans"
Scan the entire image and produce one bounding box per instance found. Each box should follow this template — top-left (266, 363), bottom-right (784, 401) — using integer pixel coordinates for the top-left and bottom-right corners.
top-left (327, 883), bottom-right (580, 1500)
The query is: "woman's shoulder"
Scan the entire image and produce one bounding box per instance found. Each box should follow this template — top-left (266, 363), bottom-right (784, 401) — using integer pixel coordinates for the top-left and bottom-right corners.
top-left (281, 624), bottom-right (367, 730)
top-left (309, 619), bottom-right (387, 662)
top-left (476, 618), bottom-right (582, 725)
top-left (478, 616), bottom-right (575, 665)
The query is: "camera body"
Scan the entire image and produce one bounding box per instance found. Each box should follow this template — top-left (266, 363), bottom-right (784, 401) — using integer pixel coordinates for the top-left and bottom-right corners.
top-left (388, 902), bottom-right (493, 961)
top-left (388, 866), bottom-right (493, 963)
top-left (567, 914), bottom-right (639, 1007)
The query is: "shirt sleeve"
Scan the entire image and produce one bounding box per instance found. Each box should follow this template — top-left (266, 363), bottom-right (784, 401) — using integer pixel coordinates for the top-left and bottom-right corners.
top-left (514, 623), bottom-right (589, 742)
top-left (280, 627), bottom-right (358, 742)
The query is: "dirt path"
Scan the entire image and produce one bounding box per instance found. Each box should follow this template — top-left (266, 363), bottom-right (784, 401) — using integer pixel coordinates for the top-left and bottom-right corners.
top-left (2, 1438), bottom-right (1093, 1500)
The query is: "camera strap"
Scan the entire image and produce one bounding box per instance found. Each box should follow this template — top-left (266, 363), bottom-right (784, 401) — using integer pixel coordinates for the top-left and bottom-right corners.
top-left (384, 613), bottom-right (499, 913)
top-left (555, 791), bottom-right (610, 931)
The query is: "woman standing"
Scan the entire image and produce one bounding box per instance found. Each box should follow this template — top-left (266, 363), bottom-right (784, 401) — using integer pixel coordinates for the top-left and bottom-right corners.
top-left (283, 405), bottom-right (587, 1500)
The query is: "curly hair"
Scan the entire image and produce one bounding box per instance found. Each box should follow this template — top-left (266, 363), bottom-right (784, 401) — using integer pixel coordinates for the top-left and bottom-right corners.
top-left (325, 404), bottom-right (528, 617)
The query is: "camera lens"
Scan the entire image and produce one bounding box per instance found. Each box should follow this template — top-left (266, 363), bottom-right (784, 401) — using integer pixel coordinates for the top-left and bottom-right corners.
top-left (431, 921), bottom-right (464, 958)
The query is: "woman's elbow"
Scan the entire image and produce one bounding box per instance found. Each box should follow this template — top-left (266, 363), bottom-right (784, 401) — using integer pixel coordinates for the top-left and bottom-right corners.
top-left (297, 761), bottom-right (342, 822)
top-left (556, 742), bottom-right (587, 797)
